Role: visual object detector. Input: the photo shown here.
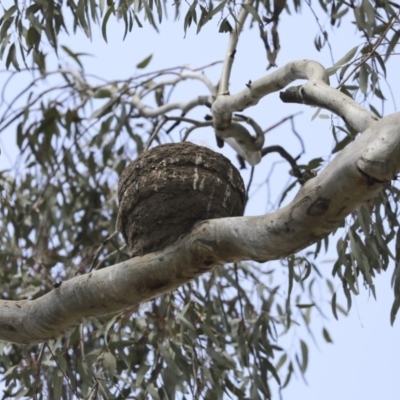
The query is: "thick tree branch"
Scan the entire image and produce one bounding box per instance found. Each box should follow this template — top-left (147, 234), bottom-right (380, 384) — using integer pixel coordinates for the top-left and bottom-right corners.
top-left (212, 60), bottom-right (379, 164)
top-left (279, 84), bottom-right (377, 132)
top-left (1, 112), bottom-right (400, 344)
top-left (213, 60), bottom-right (377, 131)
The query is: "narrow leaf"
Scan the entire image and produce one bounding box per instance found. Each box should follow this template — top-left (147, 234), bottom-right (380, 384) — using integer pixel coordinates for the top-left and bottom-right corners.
top-left (102, 5), bottom-right (114, 42)
top-left (333, 45), bottom-right (359, 67)
top-left (331, 292), bottom-right (338, 320)
top-left (322, 328), bottom-right (333, 343)
top-left (241, 3), bottom-right (263, 24)
top-left (299, 340), bottom-right (308, 373)
top-left (136, 54), bottom-right (152, 69)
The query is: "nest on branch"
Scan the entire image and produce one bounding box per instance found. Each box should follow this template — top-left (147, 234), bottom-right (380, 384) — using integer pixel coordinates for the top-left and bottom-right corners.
top-left (118, 142), bottom-right (246, 257)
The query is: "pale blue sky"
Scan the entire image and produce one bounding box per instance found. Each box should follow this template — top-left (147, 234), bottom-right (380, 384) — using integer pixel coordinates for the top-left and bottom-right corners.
top-left (1, 2), bottom-right (400, 399)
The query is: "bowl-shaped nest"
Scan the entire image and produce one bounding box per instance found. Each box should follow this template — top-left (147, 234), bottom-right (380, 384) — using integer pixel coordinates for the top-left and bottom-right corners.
top-left (118, 142), bottom-right (246, 256)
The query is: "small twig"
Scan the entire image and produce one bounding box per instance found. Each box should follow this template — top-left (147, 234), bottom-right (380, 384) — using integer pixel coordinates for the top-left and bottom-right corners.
top-left (144, 116), bottom-right (168, 151)
top-left (261, 145), bottom-right (301, 176)
top-left (166, 117), bottom-right (184, 134)
top-left (182, 121), bottom-right (214, 141)
top-left (131, 94), bottom-right (210, 118)
top-left (33, 343), bottom-right (46, 400)
top-left (165, 116), bottom-right (206, 125)
top-left (88, 231), bottom-right (119, 273)
top-left (263, 112), bottom-right (306, 155)
top-left (258, 22), bottom-right (280, 69)
top-left (140, 71), bottom-right (216, 97)
top-left (219, 0), bottom-right (255, 95)
top-left (45, 343), bottom-right (77, 397)
top-left (234, 262), bottom-right (245, 320)
top-left (87, 381), bottom-right (99, 400)
top-left (166, 112), bottom-right (211, 134)
top-left (338, 8), bottom-right (400, 89)
top-left (93, 244), bottom-right (127, 271)
top-left (263, 112), bottom-right (302, 134)
top-left (132, 60), bottom-right (223, 81)
top-left (304, 0), bottom-right (335, 66)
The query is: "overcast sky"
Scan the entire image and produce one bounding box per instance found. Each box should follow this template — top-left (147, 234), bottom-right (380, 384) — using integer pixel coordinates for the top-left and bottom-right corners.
top-left (1, 2), bottom-right (400, 399)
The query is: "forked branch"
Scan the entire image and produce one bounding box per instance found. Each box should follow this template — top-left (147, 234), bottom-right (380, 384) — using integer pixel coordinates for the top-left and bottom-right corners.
top-left (1, 112), bottom-right (399, 344)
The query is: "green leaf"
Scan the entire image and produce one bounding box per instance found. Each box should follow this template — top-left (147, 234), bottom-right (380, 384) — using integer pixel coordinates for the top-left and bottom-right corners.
top-left (2, 5), bottom-right (18, 21)
top-left (207, 347), bottom-right (235, 369)
top-left (99, 0), bottom-right (105, 14)
top-left (359, 64), bottom-right (368, 95)
top-left (0, 17), bottom-right (13, 40)
top-left (286, 256), bottom-right (295, 327)
top-left (385, 31), bottom-right (400, 62)
top-left (155, 0), bottom-right (163, 23)
top-left (61, 45), bottom-right (87, 69)
top-left (390, 295), bottom-right (400, 326)
top-left (219, 18), bottom-right (232, 33)
top-left (264, 357), bottom-right (281, 385)
top-left (299, 340), bottom-right (308, 373)
top-left (93, 88), bottom-right (113, 98)
top-left (282, 362), bottom-right (293, 388)
top-left (275, 353), bottom-right (287, 371)
top-left (102, 5), bottom-right (115, 42)
top-left (136, 54), bottom-right (153, 69)
top-left (374, 52), bottom-right (386, 77)
top-left (298, 157), bottom-right (323, 170)
top-left (89, 0), bottom-right (98, 22)
top-left (211, 0), bottom-right (228, 17)
top-left (362, 0), bottom-right (375, 32)
top-left (331, 292), bottom-right (338, 320)
top-left (184, 1), bottom-right (197, 33)
top-left (241, 3), bottom-right (263, 24)
top-left (158, 344), bottom-right (183, 376)
top-left (176, 313), bottom-right (195, 331)
top-left (32, 49), bottom-right (46, 73)
top-left (53, 371), bottom-right (62, 400)
top-left (295, 303), bottom-right (315, 308)
top-left (339, 63), bottom-right (351, 80)
top-left (197, 5), bottom-right (211, 34)
top-left (142, 0), bottom-right (158, 31)
top-left (322, 328), bottom-right (333, 343)
top-left (136, 364), bottom-right (151, 385)
top-left (134, 14), bottom-right (143, 28)
top-left (333, 45), bottom-right (359, 67)
top-left (103, 351), bottom-right (117, 376)
top-left (369, 104), bottom-right (382, 118)
top-left (5, 43), bottom-right (19, 70)
top-left (77, 0), bottom-right (90, 37)
top-left (354, 6), bottom-right (366, 30)
top-left (147, 383), bottom-right (161, 400)
top-left (311, 107), bottom-right (322, 121)
top-left (342, 281), bottom-right (352, 312)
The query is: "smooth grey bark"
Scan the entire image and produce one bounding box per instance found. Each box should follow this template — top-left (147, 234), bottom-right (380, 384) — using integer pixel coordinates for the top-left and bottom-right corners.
top-left (1, 111), bottom-right (399, 344)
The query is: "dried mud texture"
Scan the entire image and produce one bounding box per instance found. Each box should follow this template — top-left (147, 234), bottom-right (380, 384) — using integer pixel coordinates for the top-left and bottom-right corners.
top-left (118, 142), bottom-right (246, 257)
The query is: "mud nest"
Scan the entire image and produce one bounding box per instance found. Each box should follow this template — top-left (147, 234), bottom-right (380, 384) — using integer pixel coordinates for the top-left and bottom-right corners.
top-left (118, 142), bottom-right (246, 257)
